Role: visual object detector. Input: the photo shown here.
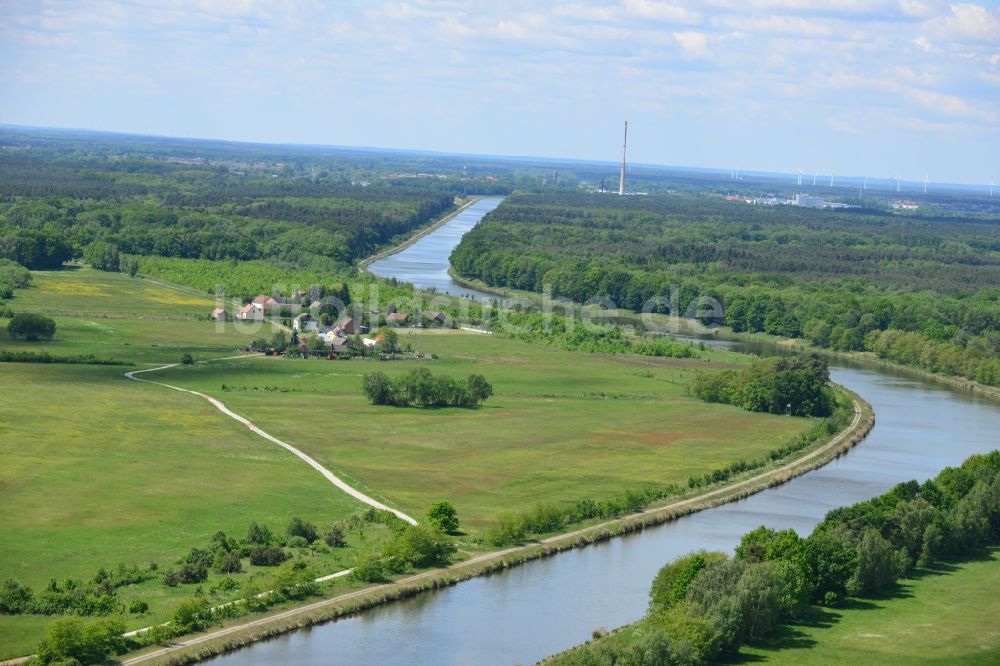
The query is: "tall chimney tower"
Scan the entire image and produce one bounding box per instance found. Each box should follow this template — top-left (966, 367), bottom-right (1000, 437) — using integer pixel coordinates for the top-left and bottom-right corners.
top-left (618, 121), bottom-right (628, 196)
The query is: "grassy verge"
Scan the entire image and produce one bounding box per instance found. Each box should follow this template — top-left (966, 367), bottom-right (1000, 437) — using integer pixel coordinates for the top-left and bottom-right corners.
top-left (733, 547), bottom-right (1000, 665)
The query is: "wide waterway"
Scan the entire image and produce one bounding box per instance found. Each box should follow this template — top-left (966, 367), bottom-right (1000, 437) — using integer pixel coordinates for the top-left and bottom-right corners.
top-left (210, 206), bottom-right (1000, 666)
top-left (367, 196), bottom-right (505, 301)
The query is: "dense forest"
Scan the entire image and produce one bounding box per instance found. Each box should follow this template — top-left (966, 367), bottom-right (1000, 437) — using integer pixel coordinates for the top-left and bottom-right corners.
top-left (450, 192), bottom-right (1000, 386)
top-left (0, 151), bottom-right (458, 277)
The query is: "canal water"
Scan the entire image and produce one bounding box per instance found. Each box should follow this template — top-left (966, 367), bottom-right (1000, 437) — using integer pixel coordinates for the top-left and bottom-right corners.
top-left (367, 196), bottom-right (505, 301)
top-left (209, 205), bottom-right (1000, 666)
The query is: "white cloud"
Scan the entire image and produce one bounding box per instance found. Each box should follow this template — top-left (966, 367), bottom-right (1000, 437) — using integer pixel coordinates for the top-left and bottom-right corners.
top-left (673, 30), bottom-right (709, 58)
top-left (924, 3), bottom-right (1000, 43)
top-left (624, 0), bottom-right (702, 24)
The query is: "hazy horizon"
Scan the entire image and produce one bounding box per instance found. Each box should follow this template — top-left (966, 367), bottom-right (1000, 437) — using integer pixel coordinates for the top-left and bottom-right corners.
top-left (2, 1), bottom-right (998, 183)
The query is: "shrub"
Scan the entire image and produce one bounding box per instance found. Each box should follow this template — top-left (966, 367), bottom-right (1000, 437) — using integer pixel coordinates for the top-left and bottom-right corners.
top-left (178, 561), bottom-right (208, 585)
top-left (7, 312), bottom-right (56, 341)
top-left (324, 525), bottom-right (347, 548)
top-left (0, 578), bottom-right (33, 613)
top-left (286, 517), bottom-right (319, 543)
top-left (246, 521), bottom-right (273, 546)
top-left (349, 555), bottom-right (386, 583)
top-left (36, 617), bottom-right (125, 665)
top-left (213, 550), bottom-right (243, 574)
top-left (649, 551), bottom-right (726, 613)
top-left (171, 596), bottom-right (211, 633)
top-left (128, 599), bottom-right (149, 615)
top-left (249, 546), bottom-right (286, 567)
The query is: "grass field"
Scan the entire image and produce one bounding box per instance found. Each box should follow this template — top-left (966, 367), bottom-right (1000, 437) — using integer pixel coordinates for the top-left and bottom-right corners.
top-left (735, 547), bottom-right (1000, 665)
top-left (551, 549), bottom-right (1000, 665)
top-left (0, 269), bottom-right (356, 657)
top-left (0, 361), bottom-right (381, 658)
top-left (153, 330), bottom-right (815, 533)
top-left (3, 267), bottom-right (276, 364)
top-left (0, 267), bottom-right (819, 658)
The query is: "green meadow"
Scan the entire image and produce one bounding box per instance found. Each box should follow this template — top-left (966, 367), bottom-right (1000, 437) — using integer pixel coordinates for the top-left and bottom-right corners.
top-left (0, 269), bottom-right (356, 657)
top-left (0, 267), bottom-right (818, 657)
top-left (736, 548), bottom-right (1000, 665)
top-left (155, 329), bottom-right (815, 533)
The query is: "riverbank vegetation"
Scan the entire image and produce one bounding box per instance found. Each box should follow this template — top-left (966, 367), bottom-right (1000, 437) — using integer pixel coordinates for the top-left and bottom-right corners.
top-left (550, 450), bottom-right (1000, 665)
top-left (450, 192), bottom-right (1000, 388)
top-left (691, 353), bottom-right (835, 417)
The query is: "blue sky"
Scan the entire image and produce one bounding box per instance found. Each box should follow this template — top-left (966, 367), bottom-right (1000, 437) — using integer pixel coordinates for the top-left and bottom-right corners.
top-left (1, 1), bottom-right (998, 184)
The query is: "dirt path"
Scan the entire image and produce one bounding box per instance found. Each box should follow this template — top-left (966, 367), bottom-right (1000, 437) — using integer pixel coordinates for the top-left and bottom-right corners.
top-left (121, 398), bottom-right (866, 665)
top-left (124, 358), bottom-right (418, 525)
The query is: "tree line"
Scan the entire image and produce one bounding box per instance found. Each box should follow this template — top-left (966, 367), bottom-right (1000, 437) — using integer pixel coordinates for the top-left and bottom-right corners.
top-left (691, 353), bottom-right (836, 417)
top-left (362, 368), bottom-right (493, 407)
top-left (0, 152), bottom-right (455, 274)
top-left (449, 192), bottom-right (1000, 388)
top-left (557, 449), bottom-right (1000, 665)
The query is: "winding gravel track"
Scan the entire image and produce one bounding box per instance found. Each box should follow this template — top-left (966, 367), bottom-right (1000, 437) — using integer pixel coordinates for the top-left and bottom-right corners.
top-left (124, 357), bottom-right (418, 525)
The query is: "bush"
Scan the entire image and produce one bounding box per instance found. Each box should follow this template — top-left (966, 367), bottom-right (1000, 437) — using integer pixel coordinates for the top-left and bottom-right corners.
top-left (382, 525), bottom-right (456, 571)
top-left (324, 525), bottom-right (347, 548)
top-left (249, 545), bottom-right (286, 567)
top-left (7, 312), bottom-right (56, 341)
top-left (128, 599), bottom-right (149, 615)
top-left (349, 555), bottom-right (386, 583)
top-left (36, 617), bottom-right (125, 665)
top-left (649, 551), bottom-right (725, 613)
top-left (286, 517), bottom-right (319, 543)
top-left (246, 521), bottom-right (273, 546)
top-left (178, 561), bottom-right (208, 585)
top-left (213, 550), bottom-right (243, 574)
top-left (171, 596), bottom-right (211, 633)
top-left (0, 578), bottom-right (33, 613)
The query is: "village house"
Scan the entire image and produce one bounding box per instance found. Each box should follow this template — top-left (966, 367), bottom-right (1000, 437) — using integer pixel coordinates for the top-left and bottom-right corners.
top-left (237, 302), bottom-right (264, 321)
top-left (293, 313), bottom-right (319, 333)
top-left (321, 330), bottom-right (349, 352)
top-left (386, 312), bottom-right (409, 325)
top-left (423, 310), bottom-right (446, 326)
top-left (210, 307), bottom-right (227, 321)
top-left (252, 294), bottom-right (279, 309)
top-left (334, 316), bottom-right (360, 335)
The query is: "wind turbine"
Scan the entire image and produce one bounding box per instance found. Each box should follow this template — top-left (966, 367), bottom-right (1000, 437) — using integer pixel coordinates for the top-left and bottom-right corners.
top-left (797, 169), bottom-right (804, 187)
top-left (895, 175), bottom-right (901, 193)
top-left (990, 182), bottom-right (995, 197)
top-left (863, 175), bottom-right (868, 190)
top-left (923, 175), bottom-right (928, 194)
top-left (813, 171), bottom-right (817, 187)
top-left (830, 172), bottom-right (835, 188)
